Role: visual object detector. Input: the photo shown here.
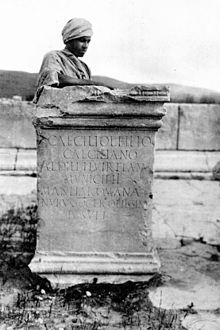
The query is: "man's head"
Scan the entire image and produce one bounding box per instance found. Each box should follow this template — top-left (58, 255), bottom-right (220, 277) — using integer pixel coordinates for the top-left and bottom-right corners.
top-left (62, 18), bottom-right (93, 57)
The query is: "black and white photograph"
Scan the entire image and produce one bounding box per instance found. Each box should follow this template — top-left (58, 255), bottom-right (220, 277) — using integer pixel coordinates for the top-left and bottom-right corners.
top-left (0, 0), bottom-right (219, 329)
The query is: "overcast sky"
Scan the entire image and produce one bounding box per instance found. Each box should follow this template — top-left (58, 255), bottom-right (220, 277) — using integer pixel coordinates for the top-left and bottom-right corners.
top-left (0, 0), bottom-right (220, 91)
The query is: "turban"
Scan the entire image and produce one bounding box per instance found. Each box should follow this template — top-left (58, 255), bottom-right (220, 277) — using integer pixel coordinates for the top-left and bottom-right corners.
top-left (62, 18), bottom-right (93, 43)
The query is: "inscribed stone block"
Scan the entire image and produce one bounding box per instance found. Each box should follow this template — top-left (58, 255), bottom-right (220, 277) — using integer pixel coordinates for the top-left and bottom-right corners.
top-left (31, 85), bottom-right (169, 278)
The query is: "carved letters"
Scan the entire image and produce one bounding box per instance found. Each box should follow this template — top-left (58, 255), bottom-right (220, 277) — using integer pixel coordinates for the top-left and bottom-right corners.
top-left (47, 134), bottom-right (151, 148)
top-left (38, 131), bottom-right (153, 220)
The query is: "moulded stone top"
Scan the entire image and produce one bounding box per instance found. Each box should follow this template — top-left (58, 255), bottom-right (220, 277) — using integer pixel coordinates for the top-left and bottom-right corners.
top-left (36, 85), bottom-right (170, 110)
top-left (34, 85), bottom-right (169, 129)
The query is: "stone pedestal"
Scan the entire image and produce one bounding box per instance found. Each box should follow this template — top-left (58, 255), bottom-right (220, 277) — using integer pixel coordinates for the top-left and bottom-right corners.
top-left (30, 85), bottom-right (169, 284)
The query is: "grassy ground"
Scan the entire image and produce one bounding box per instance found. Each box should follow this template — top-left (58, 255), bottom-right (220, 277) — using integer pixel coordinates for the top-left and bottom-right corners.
top-left (0, 273), bottom-right (188, 330)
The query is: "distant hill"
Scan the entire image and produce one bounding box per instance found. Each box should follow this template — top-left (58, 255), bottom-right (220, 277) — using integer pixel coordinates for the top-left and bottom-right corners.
top-left (0, 70), bottom-right (37, 101)
top-left (93, 76), bottom-right (220, 104)
top-left (1, 70), bottom-right (220, 104)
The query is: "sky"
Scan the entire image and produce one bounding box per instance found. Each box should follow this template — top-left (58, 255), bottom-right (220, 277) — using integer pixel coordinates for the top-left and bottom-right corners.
top-left (0, 0), bottom-right (220, 91)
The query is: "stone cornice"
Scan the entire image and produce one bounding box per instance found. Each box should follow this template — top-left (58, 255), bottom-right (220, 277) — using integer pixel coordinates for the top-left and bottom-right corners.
top-left (34, 85), bottom-right (169, 130)
top-left (36, 85), bottom-right (170, 109)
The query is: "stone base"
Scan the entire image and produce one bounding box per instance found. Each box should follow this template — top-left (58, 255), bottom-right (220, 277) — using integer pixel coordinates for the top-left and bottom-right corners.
top-left (30, 250), bottom-right (160, 286)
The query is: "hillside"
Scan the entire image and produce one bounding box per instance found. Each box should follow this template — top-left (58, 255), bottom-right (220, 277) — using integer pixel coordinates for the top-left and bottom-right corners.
top-left (93, 76), bottom-right (220, 104)
top-left (1, 70), bottom-right (220, 103)
top-left (0, 70), bottom-right (37, 101)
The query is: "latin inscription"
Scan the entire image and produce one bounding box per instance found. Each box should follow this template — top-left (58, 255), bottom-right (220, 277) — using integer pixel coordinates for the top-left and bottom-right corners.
top-left (38, 132), bottom-right (153, 220)
top-left (47, 134), bottom-right (151, 148)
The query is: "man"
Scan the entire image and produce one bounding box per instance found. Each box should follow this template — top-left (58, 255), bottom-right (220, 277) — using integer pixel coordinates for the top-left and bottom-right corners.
top-left (36, 18), bottom-right (114, 97)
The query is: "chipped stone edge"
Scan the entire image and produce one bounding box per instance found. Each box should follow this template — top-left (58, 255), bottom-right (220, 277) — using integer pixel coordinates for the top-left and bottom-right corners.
top-left (30, 250), bottom-right (160, 275)
top-left (43, 274), bottom-right (155, 287)
top-left (33, 116), bottom-right (164, 131)
top-left (36, 85), bottom-right (170, 108)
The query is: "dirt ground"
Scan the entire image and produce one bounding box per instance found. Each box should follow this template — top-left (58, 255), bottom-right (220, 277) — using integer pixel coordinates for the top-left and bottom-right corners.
top-left (0, 240), bottom-right (219, 329)
top-left (151, 241), bottom-right (220, 329)
top-left (0, 273), bottom-right (186, 330)
top-left (0, 196), bottom-right (219, 329)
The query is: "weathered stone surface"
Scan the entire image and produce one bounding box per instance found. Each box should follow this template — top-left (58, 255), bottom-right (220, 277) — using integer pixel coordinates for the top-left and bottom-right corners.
top-left (154, 150), bottom-right (220, 173)
top-left (149, 275), bottom-right (220, 309)
top-left (152, 179), bottom-right (220, 245)
top-left (182, 313), bottom-right (220, 330)
top-left (179, 104), bottom-right (220, 150)
top-left (31, 85), bottom-right (169, 276)
top-left (16, 149), bottom-right (36, 172)
top-left (1, 99), bottom-right (220, 151)
top-left (36, 129), bottom-right (155, 254)
top-left (0, 177), bottom-right (36, 200)
top-left (0, 99), bottom-right (35, 148)
top-left (2, 148), bottom-right (220, 179)
top-left (1, 175), bottom-right (219, 248)
top-left (212, 161), bottom-right (220, 180)
top-left (0, 148), bottom-right (17, 170)
top-left (149, 241), bottom-right (220, 329)
top-left (155, 103), bottom-right (179, 150)
top-left (36, 85), bottom-right (170, 110)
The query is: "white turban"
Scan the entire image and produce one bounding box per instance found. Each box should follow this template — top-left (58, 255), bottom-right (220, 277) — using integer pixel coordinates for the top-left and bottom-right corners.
top-left (62, 18), bottom-right (93, 43)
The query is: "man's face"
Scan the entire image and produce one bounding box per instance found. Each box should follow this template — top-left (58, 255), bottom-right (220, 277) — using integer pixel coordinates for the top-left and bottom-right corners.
top-left (66, 36), bottom-right (91, 57)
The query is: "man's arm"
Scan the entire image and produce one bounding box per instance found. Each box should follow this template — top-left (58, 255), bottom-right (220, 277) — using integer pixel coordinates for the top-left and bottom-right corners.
top-left (58, 73), bottom-right (115, 89)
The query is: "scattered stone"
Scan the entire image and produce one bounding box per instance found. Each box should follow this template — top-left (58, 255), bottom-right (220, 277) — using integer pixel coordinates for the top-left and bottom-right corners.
top-left (85, 291), bottom-right (92, 297)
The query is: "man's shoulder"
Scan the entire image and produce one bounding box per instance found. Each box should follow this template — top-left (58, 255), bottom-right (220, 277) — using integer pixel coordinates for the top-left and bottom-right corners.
top-left (43, 50), bottom-right (63, 59)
